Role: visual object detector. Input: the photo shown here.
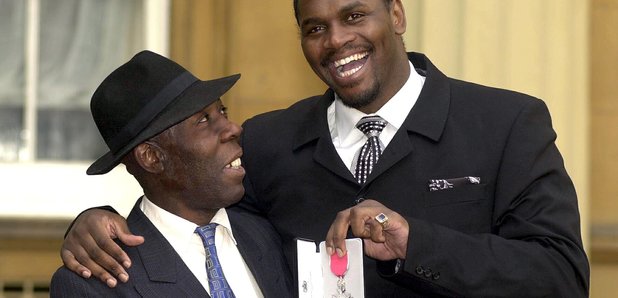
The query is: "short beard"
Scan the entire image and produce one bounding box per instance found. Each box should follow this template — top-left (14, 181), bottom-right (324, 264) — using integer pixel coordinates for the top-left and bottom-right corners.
top-left (337, 80), bottom-right (380, 111)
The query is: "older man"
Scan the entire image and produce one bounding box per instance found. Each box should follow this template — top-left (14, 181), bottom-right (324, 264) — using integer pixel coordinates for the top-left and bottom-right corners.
top-left (50, 50), bottom-right (292, 297)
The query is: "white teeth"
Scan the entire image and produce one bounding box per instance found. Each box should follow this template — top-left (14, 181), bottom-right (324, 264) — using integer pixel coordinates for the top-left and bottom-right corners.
top-left (340, 65), bottom-right (363, 77)
top-left (226, 158), bottom-right (242, 169)
top-left (334, 52), bottom-right (368, 68)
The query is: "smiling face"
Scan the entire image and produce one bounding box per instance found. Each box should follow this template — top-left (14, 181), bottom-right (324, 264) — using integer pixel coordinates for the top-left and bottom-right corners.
top-left (297, 0), bottom-right (410, 113)
top-left (151, 100), bottom-right (245, 223)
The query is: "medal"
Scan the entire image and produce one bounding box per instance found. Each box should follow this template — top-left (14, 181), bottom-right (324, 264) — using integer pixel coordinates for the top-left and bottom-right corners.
top-left (330, 253), bottom-right (353, 298)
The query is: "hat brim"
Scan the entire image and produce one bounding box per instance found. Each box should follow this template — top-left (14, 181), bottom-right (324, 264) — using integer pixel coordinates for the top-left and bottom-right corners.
top-left (87, 73), bottom-right (241, 175)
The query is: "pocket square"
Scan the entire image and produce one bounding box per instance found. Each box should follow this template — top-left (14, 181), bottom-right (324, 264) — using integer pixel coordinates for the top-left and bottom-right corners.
top-left (428, 176), bottom-right (481, 191)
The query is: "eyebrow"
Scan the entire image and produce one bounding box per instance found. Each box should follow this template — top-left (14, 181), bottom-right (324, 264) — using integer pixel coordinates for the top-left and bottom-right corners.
top-left (300, 1), bottom-right (367, 28)
top-left (300, 15), bottom-right (322, 29)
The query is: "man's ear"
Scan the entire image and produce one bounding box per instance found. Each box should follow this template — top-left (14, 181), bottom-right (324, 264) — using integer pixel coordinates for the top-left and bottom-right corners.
top-left (392, 0), bottom-right (407, 35)
top-left (133, 142), bottom-right (166, 174)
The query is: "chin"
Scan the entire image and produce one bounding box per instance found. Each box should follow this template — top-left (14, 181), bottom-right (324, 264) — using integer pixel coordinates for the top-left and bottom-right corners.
top-left (336, 83), bottom-right (379, 108)
top-left (339, 95), bottom-right (377, 110)
top-left (228, 186), bottom-right (246, 204)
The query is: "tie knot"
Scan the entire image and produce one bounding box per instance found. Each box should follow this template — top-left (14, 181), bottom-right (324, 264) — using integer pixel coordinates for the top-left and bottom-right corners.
top-left (196, 223), bottom-right (218, 244)
top-left (356, 115), bottom-right (387, 137)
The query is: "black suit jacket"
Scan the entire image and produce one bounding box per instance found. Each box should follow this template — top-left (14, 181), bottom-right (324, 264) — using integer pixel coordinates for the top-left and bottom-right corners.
top-left (239, 52), bottom-right (589, 297)
top-left (51, 198), bottom-right (293, 297)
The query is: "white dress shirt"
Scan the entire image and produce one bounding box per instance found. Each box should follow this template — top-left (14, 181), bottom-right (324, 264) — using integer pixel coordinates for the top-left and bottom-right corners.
top-left (140, 196), bottom-right (263, 297)
top-left (328, 61), bottom-right (426, 172)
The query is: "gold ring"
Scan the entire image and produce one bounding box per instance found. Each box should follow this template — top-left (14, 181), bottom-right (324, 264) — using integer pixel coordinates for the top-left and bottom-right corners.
top-left (375, 213), bottom-right (389, 229)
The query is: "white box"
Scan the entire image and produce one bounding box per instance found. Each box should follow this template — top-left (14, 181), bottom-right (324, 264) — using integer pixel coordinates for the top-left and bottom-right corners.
top-left (296, 238), bottom-right (364, 298)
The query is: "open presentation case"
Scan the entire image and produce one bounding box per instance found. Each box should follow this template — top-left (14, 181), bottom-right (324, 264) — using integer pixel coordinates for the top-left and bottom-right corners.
top-left (296, 238), bottom-right (364, 298)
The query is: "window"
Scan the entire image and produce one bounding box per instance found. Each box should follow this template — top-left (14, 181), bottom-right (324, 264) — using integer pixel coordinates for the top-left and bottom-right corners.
top-left (0, 0), bottom-right (169, 218)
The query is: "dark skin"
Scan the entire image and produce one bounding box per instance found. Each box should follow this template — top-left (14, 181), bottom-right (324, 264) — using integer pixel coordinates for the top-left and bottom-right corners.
top-left (139, 101), bottom-right (245, 226)
top-left (61, 100), bottom-right (245, 287)
top-left (297, 0), bottom-right (410, 258)
top-left (62, 0), bottom-right (414, 286)
top-left (298, 0), bottom-right (410, 113)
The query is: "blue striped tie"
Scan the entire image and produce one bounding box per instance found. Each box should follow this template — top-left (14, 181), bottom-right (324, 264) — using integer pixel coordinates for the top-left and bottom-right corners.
top-left (354, 116), bottom-right (387, 184)
top-left (196, 224), bottom-right (236, 298)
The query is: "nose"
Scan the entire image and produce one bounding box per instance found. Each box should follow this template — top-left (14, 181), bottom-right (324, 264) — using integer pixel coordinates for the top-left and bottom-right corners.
top-left (221, 118), bottom-right (243, 143)
top-left (324, 24), bottom-right (354, 49)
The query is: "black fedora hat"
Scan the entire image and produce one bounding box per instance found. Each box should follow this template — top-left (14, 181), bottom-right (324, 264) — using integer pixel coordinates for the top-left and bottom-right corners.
top-left (87, 50), bottom-right (240, 175)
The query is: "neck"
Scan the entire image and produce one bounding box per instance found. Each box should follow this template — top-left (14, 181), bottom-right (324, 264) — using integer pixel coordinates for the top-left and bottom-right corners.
top-left (144, 189), bottom-right (216, 226)
top-left (358, 53), bottom-right (411, 114)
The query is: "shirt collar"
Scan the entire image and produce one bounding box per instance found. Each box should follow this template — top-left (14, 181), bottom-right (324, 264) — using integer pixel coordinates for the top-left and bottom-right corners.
top-left (329, 61), bottom-right (425, 140)
top-left (140, 195), bottom-right (238, 246)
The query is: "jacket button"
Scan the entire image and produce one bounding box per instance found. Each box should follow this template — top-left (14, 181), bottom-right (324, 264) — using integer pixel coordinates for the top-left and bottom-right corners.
top-left (424, 268), bottom-right (433, 278)
top-left (415, 266), bottom-right (424, 275)
top-left (433, 272), bottom-right (440, 280)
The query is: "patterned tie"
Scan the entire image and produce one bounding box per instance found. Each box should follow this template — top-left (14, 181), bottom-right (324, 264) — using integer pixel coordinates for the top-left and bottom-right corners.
top-left (195, 224), bottom-right (236, 298)
top-left (354, 115), bottom-right (387, 184)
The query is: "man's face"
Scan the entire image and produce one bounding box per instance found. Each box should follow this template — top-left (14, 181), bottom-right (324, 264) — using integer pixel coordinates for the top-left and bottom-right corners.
top-left (158, 100), bottom-right (245, 212)
top-left (297, 0), bottom-right (408, 113)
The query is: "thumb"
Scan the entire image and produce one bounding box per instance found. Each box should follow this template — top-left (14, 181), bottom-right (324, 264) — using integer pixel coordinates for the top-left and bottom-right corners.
top-left (116, 231), bottom-right (144, 247)
top-left (110, 220), bottom-right (144, 247)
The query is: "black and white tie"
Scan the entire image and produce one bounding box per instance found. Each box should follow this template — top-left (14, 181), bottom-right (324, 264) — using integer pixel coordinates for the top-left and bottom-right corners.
top-left (354, 115), bottom-right (387, 184)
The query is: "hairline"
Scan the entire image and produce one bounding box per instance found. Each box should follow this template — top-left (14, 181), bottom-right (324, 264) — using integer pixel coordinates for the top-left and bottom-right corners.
top-left (293, 0), bottom-right (394, 25)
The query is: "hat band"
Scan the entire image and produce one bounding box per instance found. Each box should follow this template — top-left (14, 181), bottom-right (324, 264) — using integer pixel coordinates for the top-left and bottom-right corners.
top-left (108, 71), bottom-right (198, 153)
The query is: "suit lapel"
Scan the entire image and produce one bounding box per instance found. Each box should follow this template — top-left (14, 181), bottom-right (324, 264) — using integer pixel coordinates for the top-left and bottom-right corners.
top-left (293, 89), bottom-right (358, 184)
top-left (291, 53), bottom-right (451, 187)
top-left (364, 127), bottom-right (414, 185)
top-left (404, 52), bottom-right (450, 142)
top-left (127, 198), bottom-right (209, 297)
top-left (314, 134), bottom-right (357, 183)
top-left (228, 212), bottom-right (279, 297)
top-left (365, 53), bottom-right (451, 185)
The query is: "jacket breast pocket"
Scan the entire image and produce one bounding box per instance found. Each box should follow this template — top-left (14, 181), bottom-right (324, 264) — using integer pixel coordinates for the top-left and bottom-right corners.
top-left (421, 184), bottom-right (491, 233)
top-left (422, 183), bottom-right (488, 207)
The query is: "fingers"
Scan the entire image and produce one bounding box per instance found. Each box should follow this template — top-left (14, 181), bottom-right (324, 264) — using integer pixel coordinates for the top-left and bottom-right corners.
top-left (325, 199), bottom-right (410, 260)
top-left (364, 214), bottom-right (387, 243)
top-left (89, 233), bottom-right (130, 283)
top-left (346, 199), bottom-right (384, 238)
top-left (110, 212), bottom-right (145, 247)
top-left (100, 213), bottom-right (145, 269)
top-left (61, 208), bottom-right (142, 287)
top-left (62, 232), bottom-right (121, 287)
top-left (325, 201), bottom-right (388, 256)
top-left (348, 208), bottom-right (380, 239)
top-left (326, 208), bottom-right (351, 257)
top-left (60, 248), bottom-right (91, 279)
top-left (116, 231), bottom-right (145, 247)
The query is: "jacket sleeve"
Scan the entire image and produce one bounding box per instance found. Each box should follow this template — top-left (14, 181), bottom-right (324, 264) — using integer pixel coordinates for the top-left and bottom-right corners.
top-left (381, 99), bottom-right (589, 297)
